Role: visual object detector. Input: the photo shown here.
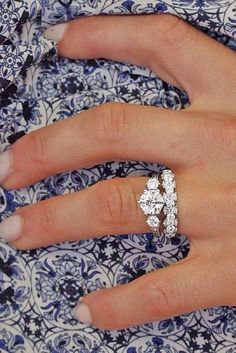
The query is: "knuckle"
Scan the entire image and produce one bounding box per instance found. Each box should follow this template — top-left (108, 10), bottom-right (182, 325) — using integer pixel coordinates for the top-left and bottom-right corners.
top-left (98, 103), bottom-right (131, 145)
top-left (192, 116), bottom-right (236, 165)
top-left (205, 117), bottom-right (236, 152)
top-left (96, 178), bottom-right (136, 228)
top-left (220, 119), bottom-right (236, 151)
top-left (145, 277), bottom-right (175, 318)
top-left (38, 201), bottom-right (55, 233)
top-left (222, 181), bottom-right (236, 231)
top-left (152, 14), bottom-right (190, 49)
top-left (96, 290), bottom-right (125, 330)
top-left (26, 131), bottom-right (49, 164)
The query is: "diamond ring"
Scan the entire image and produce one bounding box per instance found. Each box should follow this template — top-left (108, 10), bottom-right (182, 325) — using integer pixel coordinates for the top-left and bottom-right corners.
top-left (137, 170), bottom-right (178, 238)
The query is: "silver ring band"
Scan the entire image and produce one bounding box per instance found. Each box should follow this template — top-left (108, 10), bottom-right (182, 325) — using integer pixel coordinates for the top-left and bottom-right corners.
top-left (162, 169), bottom-right (178, 238)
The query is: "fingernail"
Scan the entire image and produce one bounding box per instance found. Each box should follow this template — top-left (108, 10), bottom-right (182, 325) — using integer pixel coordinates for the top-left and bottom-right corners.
top-left (0, 214), bottom-right (23, 242)
top-left (72, 303), bottom-right (92, 325)
top-left (43, 23), bottom-right (68, 43)
top-left (0, 150), bottom-right (13, 184)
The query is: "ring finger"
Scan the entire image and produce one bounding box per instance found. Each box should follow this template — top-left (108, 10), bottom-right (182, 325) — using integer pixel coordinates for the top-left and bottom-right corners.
top-left (0, 171), bottom-right (217, 250)
top-left (0, 175), bottom-right (180, 249)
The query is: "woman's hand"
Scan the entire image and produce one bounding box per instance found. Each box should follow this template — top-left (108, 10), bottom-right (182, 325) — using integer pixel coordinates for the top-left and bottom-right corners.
top-left (0, 14), bottom-right (235, 330)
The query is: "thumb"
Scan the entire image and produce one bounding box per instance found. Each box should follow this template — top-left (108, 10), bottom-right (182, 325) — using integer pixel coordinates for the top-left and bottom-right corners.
top-left (71, 253), bottom-right (223, 330)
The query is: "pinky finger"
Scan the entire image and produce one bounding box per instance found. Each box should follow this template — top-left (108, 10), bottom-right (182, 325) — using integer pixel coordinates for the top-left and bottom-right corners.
top-left (72, 255), bottom-right (223, 330)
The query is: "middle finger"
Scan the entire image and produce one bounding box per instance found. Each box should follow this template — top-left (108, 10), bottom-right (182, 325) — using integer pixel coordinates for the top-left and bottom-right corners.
top-left (1, 102), bottom-right (206, 190)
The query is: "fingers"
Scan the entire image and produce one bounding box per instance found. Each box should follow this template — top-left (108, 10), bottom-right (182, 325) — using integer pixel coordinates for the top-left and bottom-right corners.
top-left (1, 169), bottom-right (225, 250)
top-left (1, 176), bottom-right (168, 249)
top-left (72, 255), bottom-right (224, 330)
top-left (1, 103), bottom-right (200, 190)
top-left (0, 174), bottom-right (192, 249)
top-left (44, 14), bottom-right (236, 108)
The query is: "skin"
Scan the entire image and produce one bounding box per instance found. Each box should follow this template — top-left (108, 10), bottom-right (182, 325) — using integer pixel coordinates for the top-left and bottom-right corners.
top-left (2, 14), bottom-right (236, 330)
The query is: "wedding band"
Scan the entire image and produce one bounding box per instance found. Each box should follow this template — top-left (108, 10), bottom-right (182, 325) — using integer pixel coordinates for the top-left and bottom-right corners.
top-left (137, 169), bottom-right (178, 238)
top-left (162, 169), bottom-right (178, 238)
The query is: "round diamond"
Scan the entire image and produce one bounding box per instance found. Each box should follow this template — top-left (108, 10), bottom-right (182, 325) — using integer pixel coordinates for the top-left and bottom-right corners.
top-left (162, 171), bottom-right (173, 179)
top-left (165, 213), bottom-right (176, 225)
top-left (164, 219), bottom-right (178, 228)
top-left (162, 169), bottom-right (172, 175)
top-left (163, 184), bottom-right (174, 194)
top-left (147, 177), bottom-right (159, 190)
top-left (162, 179), bottom-right (173, 185)
top-left (147, 215), bottom-right (160, 230)
top-left (162, 176), bottom-right (174, 188)
top-left (167, 213), bottom-right (175, 221)
top-left (163, 206), bottom-right (178, 215)
top-left (166, 225), bottom-right (176, 234)
top-left (138, 190), bottom-right (164, 215)
top-left (164, 193), bottom-right (177, 206)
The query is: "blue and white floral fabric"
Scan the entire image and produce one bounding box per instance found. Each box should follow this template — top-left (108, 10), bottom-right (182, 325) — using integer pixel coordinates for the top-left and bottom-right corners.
top-left (1, 1), bottom-right (236, 352)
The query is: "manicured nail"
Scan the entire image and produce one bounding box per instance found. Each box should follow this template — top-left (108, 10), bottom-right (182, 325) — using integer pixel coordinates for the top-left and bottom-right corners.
top-left (0, 150), bottom-right (13, 185)
top-left (43, 23), bottom-right (68, 43)
top-left (0, 215), bottom-right (23, 242)
top-left (72, 303), bottom-right (92, 325)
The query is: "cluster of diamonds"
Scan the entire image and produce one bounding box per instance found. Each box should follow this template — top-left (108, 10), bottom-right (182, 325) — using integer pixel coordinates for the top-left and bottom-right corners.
top-left (162, 169), bottom-right (178, 237)
top-left (137, 170), bottom-right (178, 238)
top-left (137, 174), bottom-right (164, 235)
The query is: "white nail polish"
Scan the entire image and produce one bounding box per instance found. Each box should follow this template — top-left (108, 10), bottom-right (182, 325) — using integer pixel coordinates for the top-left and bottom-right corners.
top-left (0, 150), bottom-right (13, 185)
top-left (43, 23), bottom-right (68, 43)
top-left (72, 303), bottom-right (92, 325)
top-left (0, 215), bottom-right (23, 242)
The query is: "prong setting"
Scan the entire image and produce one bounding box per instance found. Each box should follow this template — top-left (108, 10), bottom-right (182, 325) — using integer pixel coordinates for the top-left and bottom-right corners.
top-left (137, 170), bottom-right (178, 238)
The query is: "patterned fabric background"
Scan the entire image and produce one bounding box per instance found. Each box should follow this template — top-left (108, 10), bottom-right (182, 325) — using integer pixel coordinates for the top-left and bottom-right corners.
top-left (1, 0), bottom-right (236, 352)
